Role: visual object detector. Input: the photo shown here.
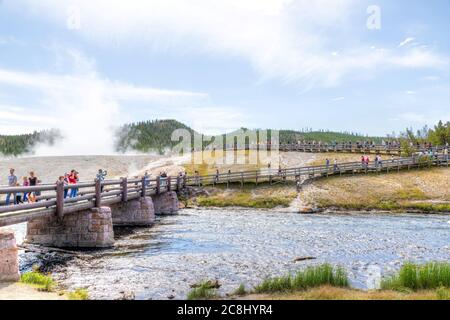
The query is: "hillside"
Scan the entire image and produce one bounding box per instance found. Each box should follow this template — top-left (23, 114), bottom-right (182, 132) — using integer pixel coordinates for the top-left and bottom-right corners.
top-left (0, 130), bottom-right (61, 156)
top-left (115, 119), bottom-right (197, 154)
top-left (1, 119), bottom-right (384, 156)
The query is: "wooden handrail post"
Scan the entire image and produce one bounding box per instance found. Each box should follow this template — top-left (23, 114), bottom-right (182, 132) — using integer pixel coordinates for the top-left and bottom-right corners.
top-left (156, 176), bottom-right (161, 194)
top-left (95, 178), bottom-right (102, 208)
top-left (141, 176), bottom-right (147, 197)
top-left (121, 177), bottom-right (128, 202)
top-left (56, 181), bottom-right (65, 220)
top-left (176, 175), bottom-right (181, 191)
top-left (167, 176), bottom-right (172, 191)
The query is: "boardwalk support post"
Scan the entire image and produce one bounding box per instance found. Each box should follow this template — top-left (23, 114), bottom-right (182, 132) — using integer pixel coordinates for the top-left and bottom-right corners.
top-left (176, 175), bottom-right (181, 191)
top-left (95, 178), bottom-right (102, 208)
top-left (156, 176), bottom-right (161, 195)
top-left (141, 176), bottom-right (147, 197)
top-left (167, 177), bottom-right (172, 192)
top-left (56, 181), bottom-right (65, 220)
top-left (121, 177), bottom-right (128, 202)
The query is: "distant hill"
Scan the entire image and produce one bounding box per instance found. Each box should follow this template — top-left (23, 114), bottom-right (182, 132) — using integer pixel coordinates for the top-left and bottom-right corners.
top-left (279, 130), bottom-right (382, 144)
top-left (1, 119), bottom-right (384, 156)
top-left (115, 119), bottom-right (197, 154)
top-left (0, 130), bottom-right (61, 156)
top-left (115, 121), bottom-right (383, 153)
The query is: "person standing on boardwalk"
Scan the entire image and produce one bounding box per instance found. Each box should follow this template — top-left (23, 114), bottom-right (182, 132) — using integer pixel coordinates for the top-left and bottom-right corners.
top-left (68, 170), bottom-right (79, 198)
top-left (63, 173), bottom-right (69, 199)
top-left (333, 159), bottom-right (339, 172)
top-left (5, 168), bottom-right (18, 205)
top-left (28, 171), bottom-right (40, 201)
top-left (214, 169), bottom-right (219, 184)
top-left (96, 169), bottom-right (107, 192)
top-left (22, 176), bottom-right (29, 202)
top-left (144, 171), bottom-right (151, 187)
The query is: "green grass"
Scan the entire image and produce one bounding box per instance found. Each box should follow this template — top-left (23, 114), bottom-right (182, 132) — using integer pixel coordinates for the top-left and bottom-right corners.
top-left (254, 264), bottom-right (349, 294)
top-left (187, 281), bottom-right (218, 300)
top-left (68, 289), bottom-right (89, 300)
top-left (381, 262), bottom-right (450, 291)
top-left (196, 190), bottom-right (295, 209)
top-left (20, 271), bottom-right (54, 292)
top-left (233, 284), bottom-right (247, 296)
top-left (316, 199), bottom-right (450, 213)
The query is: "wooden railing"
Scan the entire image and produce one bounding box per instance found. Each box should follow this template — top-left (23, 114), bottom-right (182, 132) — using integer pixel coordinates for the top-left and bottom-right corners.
top-left (217, 143), bottom-right (444, 154)
top-left (184, 154), bottom-right (449, 187)
top-left (0, 175), bottom-right (183, 227)
top-left (0, 153), bottom-right (448, 227)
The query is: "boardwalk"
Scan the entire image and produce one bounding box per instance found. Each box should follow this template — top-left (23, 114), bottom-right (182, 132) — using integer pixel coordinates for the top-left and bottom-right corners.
top-left (1, 153), bottom-right (448, 228)
top-left (0, 176), bottom-right (179, 227)
top-left (184, 154), bottom-right (449, 187)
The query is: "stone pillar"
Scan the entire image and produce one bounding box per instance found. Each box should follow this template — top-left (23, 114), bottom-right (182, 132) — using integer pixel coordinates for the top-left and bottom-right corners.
top-left (26, 207), bottom-right (114, 248)
top-left (0, 229), bottom-right (20, 282)
top-left (111, 197), bottom-right (155, 227)
top-left (152, 191), bottom-right (179, 215)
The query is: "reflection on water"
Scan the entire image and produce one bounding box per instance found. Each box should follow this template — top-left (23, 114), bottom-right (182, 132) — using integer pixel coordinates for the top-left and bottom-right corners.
top-left (11, 209), bottom-right (450, 300)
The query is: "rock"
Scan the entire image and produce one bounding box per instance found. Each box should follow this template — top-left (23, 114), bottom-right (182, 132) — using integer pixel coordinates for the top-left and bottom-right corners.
top-left (167, 294), bottom-right (175, 299)
top-left (117, 291), bottom-right (135, 300)
top-left (298, 207), bottom-right (320, 214)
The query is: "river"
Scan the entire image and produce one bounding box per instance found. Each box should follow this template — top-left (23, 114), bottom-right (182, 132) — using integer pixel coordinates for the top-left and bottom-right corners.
top-left (11, 209), bottom-right (450, 300)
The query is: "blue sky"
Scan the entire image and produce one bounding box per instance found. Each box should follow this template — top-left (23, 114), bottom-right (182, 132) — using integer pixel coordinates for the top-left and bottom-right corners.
top-left (1, 0), bottom-right (449, 139)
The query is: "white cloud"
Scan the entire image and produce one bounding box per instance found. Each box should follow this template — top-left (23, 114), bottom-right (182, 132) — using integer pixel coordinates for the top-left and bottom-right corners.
top-left (0, 47), bottom-right (213, 155)
top-left (12, 0), bottom-right (448, 89)
top-left (398, 37), bottom-right (415, 48)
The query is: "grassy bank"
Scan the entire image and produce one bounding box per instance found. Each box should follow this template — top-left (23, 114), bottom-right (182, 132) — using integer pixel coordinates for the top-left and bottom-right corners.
top-left (381, 262), bottom-right (450, 291)
top-left (300, 167), bottom-right (450, 213)
top-left (236, 262), bottom-right (450, 300)
top-left (18, 270), bottom-right (88, 300)
top-left (192, 185), bottom-right (297, 209)
top-left (248, 286), bottom-right (450, 300)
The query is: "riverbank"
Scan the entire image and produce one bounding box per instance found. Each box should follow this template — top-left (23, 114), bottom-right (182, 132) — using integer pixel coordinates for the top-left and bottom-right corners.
top-left (241, 286), bottom-right (449, 300)
top-left (185, 167), bottom-right (450, 214)
top-left (300, 167), bottom-right (450, 213)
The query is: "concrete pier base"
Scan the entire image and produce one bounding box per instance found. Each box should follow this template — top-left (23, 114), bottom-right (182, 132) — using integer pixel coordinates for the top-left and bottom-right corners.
top-left (26, 207), bottom-right (114, 248)
top-left (152, 191), bottom-right (179, 215)
top-left (0, 229), bottom-right (20, 282)
top-left (111, 197), bottom-right (155, 227)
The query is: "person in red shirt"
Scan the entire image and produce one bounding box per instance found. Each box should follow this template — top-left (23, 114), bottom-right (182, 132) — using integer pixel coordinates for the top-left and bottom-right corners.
top-left (68, 170), bottom-right (79, 198)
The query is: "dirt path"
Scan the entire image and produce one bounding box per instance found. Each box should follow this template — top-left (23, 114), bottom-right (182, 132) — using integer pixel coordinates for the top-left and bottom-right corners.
top-left (0, 282), bottom-right (66, 300)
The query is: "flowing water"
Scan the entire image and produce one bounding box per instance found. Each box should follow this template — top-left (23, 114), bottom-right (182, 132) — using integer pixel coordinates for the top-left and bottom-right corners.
top-left (11, 209), bottom-right (450, 300)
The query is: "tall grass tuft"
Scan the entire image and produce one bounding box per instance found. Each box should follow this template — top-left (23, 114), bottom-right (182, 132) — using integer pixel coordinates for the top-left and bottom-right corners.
top-left (187, 282), bottom-right (218, 300)
top-left (68, 288), bottom-right (89, 300)
top-left (381, 262), bottom-right (450, 291)
top-left (233, 284), bottom-right (247, 296)
top-left (254, 264), bottom-right (349, 294)
top-left (20, 271), bottom-right (54, 292)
